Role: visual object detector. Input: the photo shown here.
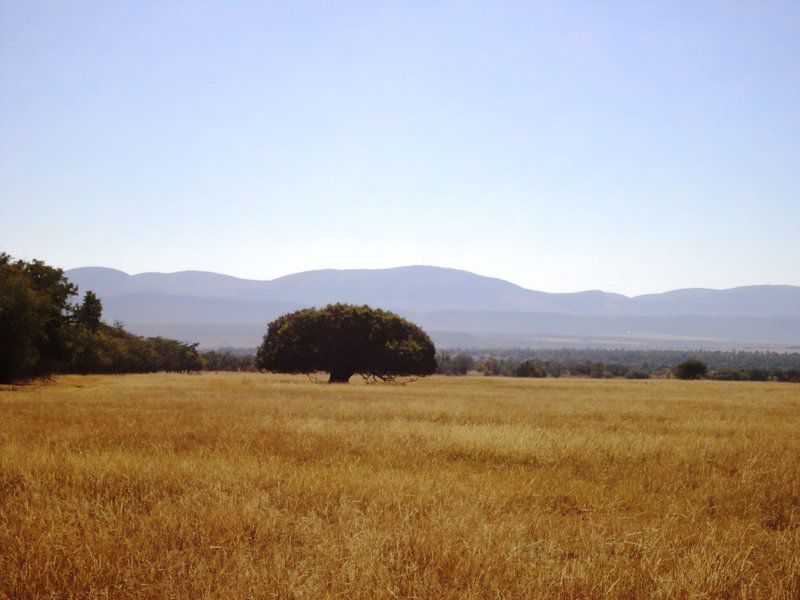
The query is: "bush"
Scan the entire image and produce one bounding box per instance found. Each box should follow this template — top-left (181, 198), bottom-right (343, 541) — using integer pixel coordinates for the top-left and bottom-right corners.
top-left (437, 353), bottom-right (476, 375)
top-left (514, 360), bottom-right (546, 378)
top-left (625, 370), bottom-right (650, 379)
top-left (674, 359), bottom-right (708, 380)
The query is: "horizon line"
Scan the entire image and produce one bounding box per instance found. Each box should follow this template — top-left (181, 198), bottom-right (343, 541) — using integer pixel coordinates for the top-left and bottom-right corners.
top-left (64, 264), bottom-right (800, 299)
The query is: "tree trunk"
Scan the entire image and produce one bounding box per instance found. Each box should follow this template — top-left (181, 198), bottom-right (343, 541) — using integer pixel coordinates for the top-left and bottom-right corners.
top-left (328, 369), bottom-right (354, 384)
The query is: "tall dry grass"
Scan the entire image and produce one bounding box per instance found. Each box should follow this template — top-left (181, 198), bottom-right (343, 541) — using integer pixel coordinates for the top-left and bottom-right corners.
top-left (1, 373), bottom-right (799, 598)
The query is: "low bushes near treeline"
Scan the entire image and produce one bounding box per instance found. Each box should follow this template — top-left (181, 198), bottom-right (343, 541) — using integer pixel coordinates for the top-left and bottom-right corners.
top-left (199, 349), bottom-right (256, 372)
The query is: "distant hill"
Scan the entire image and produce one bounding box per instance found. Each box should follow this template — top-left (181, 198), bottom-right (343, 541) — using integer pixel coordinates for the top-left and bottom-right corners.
top-left (67, 265), bottom-right (631, 313)
top-left (65, 266), bottom-right (800, 349)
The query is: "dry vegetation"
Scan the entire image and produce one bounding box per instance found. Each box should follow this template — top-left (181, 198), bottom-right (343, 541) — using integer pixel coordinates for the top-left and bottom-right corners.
top-left (1, 373), bottom-right (799, 598)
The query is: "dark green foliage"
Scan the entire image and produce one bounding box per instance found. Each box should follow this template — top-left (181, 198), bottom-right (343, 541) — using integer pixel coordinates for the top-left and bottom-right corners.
top-left (466, 348), bottom-right (800, 372)
top-left (0, 254), bottom-right (201, 382)
top-left (747, 368), bottom-right (770, 382)
top-left (436, 352), bottom-right (475, 375)
top-left (68, 324), bottom-right (200, 374)
top-left (478, 357), bottom-right (503, 376)
top-left (772, 370), bottom-right (800, 383)
top-left (0, 257), bottom-right (44, 382)
top-left (200, 349), bottom-right (256, 371)
top-left (0, 254), bottom-right (76, 382)
top-left (76, 291), bottom-right (103, 331)
top-left (256, 304), bottom-right (436, 383)
top-left (674, 359), bottom-right (709, 380)
top-left (21, 259), bottom-right (78, 371)
top-left (444, 348), bottom-right (799, 382)
top-left (710, 367), bottom-right (800, 382)
top-left (625, 370), bottom-right (651, 380)
top-left (513, 360), bottom-right (546, 378)
top-left (710, 368), bottom-right (748, 381)
top-left (148, 337), bottom-right (201, 372)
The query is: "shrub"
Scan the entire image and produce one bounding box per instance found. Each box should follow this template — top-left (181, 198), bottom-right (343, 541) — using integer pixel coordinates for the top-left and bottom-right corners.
top-left (674, 359), bottom-right (708, 380)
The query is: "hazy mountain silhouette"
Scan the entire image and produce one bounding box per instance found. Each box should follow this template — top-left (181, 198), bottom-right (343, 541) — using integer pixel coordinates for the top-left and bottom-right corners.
top-left (66, 266), bottom-right (800, 349)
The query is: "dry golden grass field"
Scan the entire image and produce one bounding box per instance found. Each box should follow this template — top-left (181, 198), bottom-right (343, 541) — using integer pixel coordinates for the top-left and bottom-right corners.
top-left (1, 373), bottom-right (799, 598)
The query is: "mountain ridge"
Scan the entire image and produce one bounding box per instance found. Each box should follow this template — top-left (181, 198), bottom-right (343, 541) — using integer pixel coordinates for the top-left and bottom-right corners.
top-left (63, 266), bottom-right (800, 349)
top-left (66, 265), bottom-right (800, 316)
top-left (67, 265), bottom-right (798, 297)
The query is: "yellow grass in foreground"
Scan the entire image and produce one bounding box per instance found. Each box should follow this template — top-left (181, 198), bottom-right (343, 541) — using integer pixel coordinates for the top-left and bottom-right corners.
top-left (1, 374), bottom-right (799, 598)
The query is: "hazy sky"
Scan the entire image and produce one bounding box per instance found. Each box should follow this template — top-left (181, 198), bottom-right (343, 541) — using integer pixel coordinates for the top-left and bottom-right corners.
top-left (1, 1), bottom-right (799, 295)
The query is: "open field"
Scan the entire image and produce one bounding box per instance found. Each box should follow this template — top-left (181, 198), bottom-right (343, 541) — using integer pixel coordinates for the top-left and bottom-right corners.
top-left (1, 374), bottom-right (799, 598)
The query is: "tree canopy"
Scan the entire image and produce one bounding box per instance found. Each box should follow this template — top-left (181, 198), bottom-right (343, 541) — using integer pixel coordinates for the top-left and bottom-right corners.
top-left (1, 253), bottom-right (76, 381)
top-left (0, 253), bottom-right (201, 383)
top-left (76, 290), bottom-right (103, 331)
top-left (255, 304), bottom-right (437, 383)
top-left (674, 358), bottom-right (709, 380)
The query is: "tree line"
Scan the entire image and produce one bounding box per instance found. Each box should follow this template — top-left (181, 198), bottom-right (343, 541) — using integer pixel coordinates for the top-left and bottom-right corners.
top-left (435, 351), bottom-right (800, 382)
top-left (0, 254), bottom-right (201, 383)
top-left (468, 348), bottom-right (800, 371)
top-left (4, 252), bottom-right (798, 384)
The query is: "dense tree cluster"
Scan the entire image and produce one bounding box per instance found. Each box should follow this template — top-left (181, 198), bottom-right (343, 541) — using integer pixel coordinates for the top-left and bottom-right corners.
top-left (468, 348), bottom-right (800, 372)
top-left (0, 254), bottom-right (200, 383)
top-left (436, 352), bottom-right (476, 375)
top-left (513, 360), bottom-right (549, 378)
top-left (708, 368), bottom-right (800, 382)
top-left (256, 304), bottom-right (436, 383)
top-left (199, 348), bottom-right (256, 371)
top-left (69, 323), bottom-right (200, 375)
top-left (434, 349), bottom-right (800, 382)
top-left (673, 358), bottom-right (708, 380)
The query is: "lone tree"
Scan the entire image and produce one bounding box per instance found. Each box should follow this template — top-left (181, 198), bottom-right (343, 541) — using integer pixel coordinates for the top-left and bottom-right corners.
top-left (255, 303), bottom-right (437, 383)
top-left (674, 358), bottom-right (708, 380)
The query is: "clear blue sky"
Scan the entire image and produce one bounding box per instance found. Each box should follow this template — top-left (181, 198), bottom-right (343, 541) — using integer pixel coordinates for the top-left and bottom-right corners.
top-left (1, 1), bottom-right (798, 295)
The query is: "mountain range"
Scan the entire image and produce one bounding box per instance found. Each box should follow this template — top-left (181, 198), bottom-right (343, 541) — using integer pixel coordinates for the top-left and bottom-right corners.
top-left (65, 266), bottom-right (800, 350)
